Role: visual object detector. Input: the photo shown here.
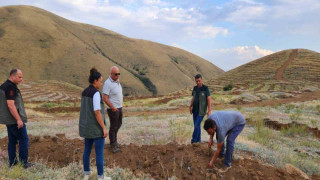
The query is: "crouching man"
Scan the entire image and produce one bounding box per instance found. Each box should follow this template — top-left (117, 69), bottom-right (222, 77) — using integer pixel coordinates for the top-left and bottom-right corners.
top-left (204, 111), bottom-right (246, 172)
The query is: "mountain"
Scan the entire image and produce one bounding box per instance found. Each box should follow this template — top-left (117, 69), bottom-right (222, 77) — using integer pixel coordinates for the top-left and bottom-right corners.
top-left (208, 49), bottom-right (320, 92)
top-left (0, 5), bottom-right (224, 96)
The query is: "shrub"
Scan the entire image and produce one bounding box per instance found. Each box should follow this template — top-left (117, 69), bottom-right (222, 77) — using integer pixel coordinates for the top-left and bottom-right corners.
top-left (280, 125), bottom-right (308, 137)
top-left (223, 84), bottom-right (233, 91)
top-left (290, 109), bottom-right (302, 121)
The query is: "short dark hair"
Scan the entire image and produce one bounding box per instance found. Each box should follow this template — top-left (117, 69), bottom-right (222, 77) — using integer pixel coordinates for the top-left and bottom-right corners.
top-left (204, 118), bottom-right (216, 130)
top-left (88, 68), bottom-right (101, 84)
top-left (10, 69), bottom-right (18, 76)
top-left (195, 74), bottom-right (202, 79)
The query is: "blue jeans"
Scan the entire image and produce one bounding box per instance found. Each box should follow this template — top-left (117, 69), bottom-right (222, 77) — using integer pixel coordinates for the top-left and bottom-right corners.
top-left (218, 124), bottom-right (245, 167)
top-left (83, 137), bottom-right (105, 177)
top-left (6, 123), bottom-right (29, 166)
top-left (191, 111), bottom-right (204, 143)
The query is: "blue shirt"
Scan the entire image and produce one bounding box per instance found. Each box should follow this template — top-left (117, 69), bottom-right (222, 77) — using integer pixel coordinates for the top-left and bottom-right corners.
top-left (208, 111), bottom-right (246, 143)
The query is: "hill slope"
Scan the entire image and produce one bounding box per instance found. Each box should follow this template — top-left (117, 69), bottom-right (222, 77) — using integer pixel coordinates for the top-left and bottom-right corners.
top-left (0, 5), bottom-right (224, 96)
top-left (208, 49), bottom-right (320, 92)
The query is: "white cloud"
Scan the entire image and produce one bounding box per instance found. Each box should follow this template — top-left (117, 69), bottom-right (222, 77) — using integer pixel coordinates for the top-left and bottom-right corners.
top-left (184, 25), bottom-right (228, 39)
top-left (171, 43), bottom-right (180, 48)
top-left (219, 0), bottom-right (320, 34)
top-left (143, 0), bottom-right (168, 6)
top-left (203, 46), bottom-right (275, 71)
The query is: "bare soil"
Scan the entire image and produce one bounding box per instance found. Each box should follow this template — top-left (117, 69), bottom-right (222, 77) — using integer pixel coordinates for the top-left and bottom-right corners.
top-left (0, 135), bottom-right (319, 179)
top-left (276, 49), bottom-right (298, 81)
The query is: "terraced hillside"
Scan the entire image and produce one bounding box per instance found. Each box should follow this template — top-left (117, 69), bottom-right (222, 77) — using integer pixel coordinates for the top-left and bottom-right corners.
top-left (19, 80), bottom-right (82, 102)
top-left (208, 49), bottom-right (320, 92)
top-left (0, 5), bottom-right (223, 96)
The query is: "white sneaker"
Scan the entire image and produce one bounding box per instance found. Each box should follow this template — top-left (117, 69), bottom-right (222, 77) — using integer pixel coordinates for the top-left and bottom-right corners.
top-left (97, 175), bottom-right (104, 180)
top-left (84, 175), bottom-right (89, 180)
top-left (84, 171), bottom-right (92, 180)
top-left (97, 176), bottom-right (111, 180)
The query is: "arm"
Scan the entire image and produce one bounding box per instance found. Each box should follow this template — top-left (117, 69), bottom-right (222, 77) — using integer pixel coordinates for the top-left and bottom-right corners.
top-left (7, 100), bottom-right (23, 129)
top-left (207, 96), bottom-right (211, 116)
top-left (208, 134), bottom-right (214, 147)
top-left (94, 110), bottom-right (108, 138)
top-left (189, 97), bottom-right (194, 114)
top-left (103, 94), bottom-right (118, 112)
top-left (208, 142), bottom-right (224, 167)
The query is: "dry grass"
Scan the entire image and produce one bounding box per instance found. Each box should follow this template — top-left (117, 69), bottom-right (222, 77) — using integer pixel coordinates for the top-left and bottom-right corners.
top-left (0, 5), bottom-right (223, 96)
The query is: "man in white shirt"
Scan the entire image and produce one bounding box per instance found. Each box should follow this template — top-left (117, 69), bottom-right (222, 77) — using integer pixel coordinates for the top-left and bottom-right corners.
top-left (102, 66), bottom-right (123, 153)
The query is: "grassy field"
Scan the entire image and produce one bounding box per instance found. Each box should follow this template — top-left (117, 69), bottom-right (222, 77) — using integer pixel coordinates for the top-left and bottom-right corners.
top-left (0, 80), bottom-right (320, 179)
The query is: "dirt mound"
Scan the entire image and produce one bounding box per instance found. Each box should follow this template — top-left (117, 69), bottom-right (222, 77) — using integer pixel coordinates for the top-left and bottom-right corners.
top-left (1, 135), bottom-right (318, 179)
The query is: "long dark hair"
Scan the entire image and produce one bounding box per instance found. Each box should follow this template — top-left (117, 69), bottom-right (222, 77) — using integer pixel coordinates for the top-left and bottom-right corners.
top-left (88, 68), bottom-right (101, 84)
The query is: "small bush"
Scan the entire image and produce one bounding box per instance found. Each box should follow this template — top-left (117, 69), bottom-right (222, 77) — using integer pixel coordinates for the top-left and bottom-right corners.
top-left (223, 84), bottom-right (233, 91)
top-left (290, 109), bottom-right (302, 121)
top-left (0, 28), bottom-right (4, 38)
top-left (169, 119), bottom-right (192, 144)
top-left (316, 105), bottom-right (320, 113)
top-left (280, 125), bottom-right (308, 137)
top-left (285, 104), bottom-right (295, 113)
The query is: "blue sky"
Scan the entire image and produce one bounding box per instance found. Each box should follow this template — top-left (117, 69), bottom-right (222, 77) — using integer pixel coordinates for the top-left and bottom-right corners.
top-left (1, 0), bottom-right (319, 71)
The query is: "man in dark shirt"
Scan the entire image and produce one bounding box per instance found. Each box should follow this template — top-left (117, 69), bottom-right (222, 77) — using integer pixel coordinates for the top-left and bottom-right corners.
top-left (189, 74), bottom-right (211, 143)
top-left (0, 69), bottom-right (33, 168)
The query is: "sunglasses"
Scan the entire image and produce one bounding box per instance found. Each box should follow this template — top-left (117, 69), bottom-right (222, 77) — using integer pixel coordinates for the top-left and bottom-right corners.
top-left (112, 73), bottom-right (120, 76)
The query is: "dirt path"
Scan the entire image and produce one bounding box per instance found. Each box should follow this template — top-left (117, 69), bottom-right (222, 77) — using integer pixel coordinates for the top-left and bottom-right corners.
top-left (1, 135), bottom-right (318, 179)
top-left (276, 49), bottom-right (298, 81)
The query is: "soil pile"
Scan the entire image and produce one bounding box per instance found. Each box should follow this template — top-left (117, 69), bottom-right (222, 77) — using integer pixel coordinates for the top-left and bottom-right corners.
top-left (0, 135), bottom-right (318, 180)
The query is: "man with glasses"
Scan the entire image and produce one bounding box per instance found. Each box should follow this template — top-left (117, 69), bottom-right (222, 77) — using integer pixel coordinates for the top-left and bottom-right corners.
top-left (103, 66), bottom-right (123, 153)
top-left (189, 74), bottom-right (211, 144)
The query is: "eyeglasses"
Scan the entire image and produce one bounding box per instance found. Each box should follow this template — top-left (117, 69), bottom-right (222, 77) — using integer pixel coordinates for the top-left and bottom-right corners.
top-left (112, 73), bottom-right (120, 76)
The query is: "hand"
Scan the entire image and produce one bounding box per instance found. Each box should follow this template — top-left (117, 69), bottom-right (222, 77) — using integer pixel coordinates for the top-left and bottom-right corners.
top-left (111, 107), bottom-right (118, 112)
top-left (207, 111), bottom-right (211, 117)
top-left (208, 160), bottom-right (214, 168)
top-left (17, 119), bottom-right (23, 129)
top-left (189, 107), bottom-right (192, 114)
top-left (208, 138), bottom-right (213, 148)
top-left (103, 128), bottom-right (108, 138)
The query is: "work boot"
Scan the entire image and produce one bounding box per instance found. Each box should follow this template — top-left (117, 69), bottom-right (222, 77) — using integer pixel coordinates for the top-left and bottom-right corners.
top-left (218, 165), bottom-right (231, 173)
top-left (23, 163), bottom-right (35, 169)
top-left (110, 146), bottom-right (120, 153)
top-left (115, 142), bottom-right (121, 149)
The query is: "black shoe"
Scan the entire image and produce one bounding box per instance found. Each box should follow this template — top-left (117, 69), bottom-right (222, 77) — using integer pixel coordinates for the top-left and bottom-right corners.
top-left (110, 146), bottom-right (121, 153)
top-left (115, 142), bottom-right (122, 149)
top-left (23, 163), bottom-right (35, 169)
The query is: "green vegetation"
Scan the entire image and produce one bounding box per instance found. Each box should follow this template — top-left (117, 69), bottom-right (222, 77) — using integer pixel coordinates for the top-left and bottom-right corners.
top-left (0, 28), bottom-right (4, 38)
top-left (0, 160), bottom-right (150, 179)
top-left (39, 101), bottom-right (72, 109)
top-left (247, 110), bottom-right (275, 146)
top-left (280, 125), bottom-right (308, 137)
top-left (223, 84), bottom-right (233, 91)
top-left (289, 109), bottom-right (302, 121)
top-left (169, 119), bottom-right (193, 144)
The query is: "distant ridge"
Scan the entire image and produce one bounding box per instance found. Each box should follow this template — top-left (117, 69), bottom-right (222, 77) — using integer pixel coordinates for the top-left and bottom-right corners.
top-left (0, 5), bottom-right (224, 96)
